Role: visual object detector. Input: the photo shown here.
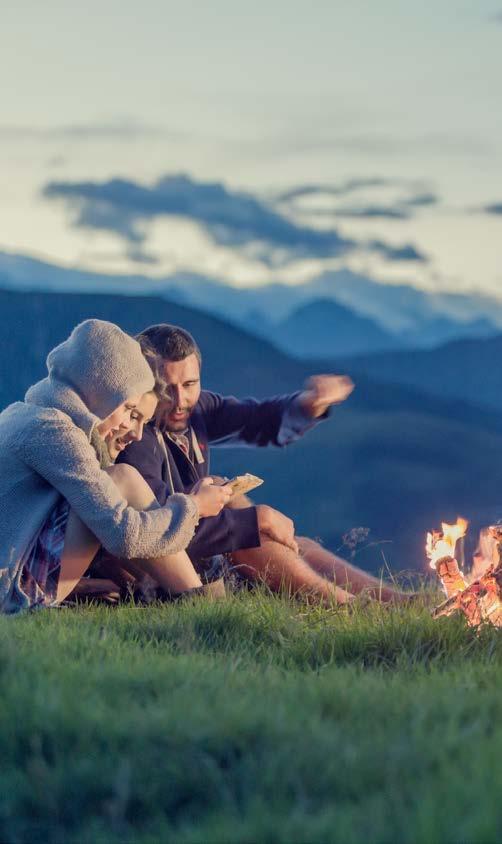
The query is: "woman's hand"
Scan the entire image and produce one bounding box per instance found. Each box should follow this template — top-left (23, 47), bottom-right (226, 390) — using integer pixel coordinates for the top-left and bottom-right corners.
top-left (191, 477), bottom-right (233, 518)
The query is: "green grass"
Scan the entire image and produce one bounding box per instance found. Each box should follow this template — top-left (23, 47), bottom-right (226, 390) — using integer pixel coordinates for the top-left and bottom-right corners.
top-left (2, 592), bottom-right (502, 843)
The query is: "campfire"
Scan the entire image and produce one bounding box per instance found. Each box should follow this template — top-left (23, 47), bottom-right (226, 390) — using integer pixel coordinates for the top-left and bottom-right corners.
top-left (426, 518), bottom-right (502, 628)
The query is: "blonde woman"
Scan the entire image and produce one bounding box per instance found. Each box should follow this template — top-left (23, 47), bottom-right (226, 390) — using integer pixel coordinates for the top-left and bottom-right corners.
top-left (0, 319), bottom-right (231, 613)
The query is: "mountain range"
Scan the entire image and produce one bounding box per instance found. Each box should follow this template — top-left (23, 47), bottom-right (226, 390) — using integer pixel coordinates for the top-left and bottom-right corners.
top-left (1, 251), bottom-right (502, 357)
top-left (2, 285), bottom-right (502, 573)
top-left (159, 269), bottom-right (502, 352)
top-left (274, 298), bottom-right (398, 358)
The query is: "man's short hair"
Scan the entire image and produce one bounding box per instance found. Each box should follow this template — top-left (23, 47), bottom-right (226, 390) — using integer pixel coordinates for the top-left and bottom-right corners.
top-left (135, 335), bottom-right (169, 401)
top-left (136, 324), bottom-right (202, 367)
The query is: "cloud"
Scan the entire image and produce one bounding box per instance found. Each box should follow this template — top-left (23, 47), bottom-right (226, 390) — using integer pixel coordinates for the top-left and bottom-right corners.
top-left (43, 172), bottom-right (428, 268)
top-left (489, 11), bottom-right (502, 23)
top-left (277, 180), bottom-right (439, 221)
top-left (276, 178), bottom-right (393, 202)
top-left (401, 192), bottom-right (438, 208)
top-left (370, 240), bottom-right (427, 262)
top-left (69, 196), bottom-right (145, 243)
top-left (43, 173), bottom-right (353, 260)
top-left (483, 202), bottom-right (502, 215)
top-left (333, 205), bottom-right (411, 220)
top-left (126, 247), bottom-right (159, 265)
top-left (331, 193), bottom-right (438, 220)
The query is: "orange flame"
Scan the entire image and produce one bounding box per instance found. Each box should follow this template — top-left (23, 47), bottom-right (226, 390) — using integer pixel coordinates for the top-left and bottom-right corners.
top-left (426, 517), bottom-right (468, 569)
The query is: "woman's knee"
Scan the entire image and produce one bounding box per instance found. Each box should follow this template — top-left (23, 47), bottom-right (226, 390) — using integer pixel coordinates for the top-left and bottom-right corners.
top-left (106, 463), bottom-right (156, 509)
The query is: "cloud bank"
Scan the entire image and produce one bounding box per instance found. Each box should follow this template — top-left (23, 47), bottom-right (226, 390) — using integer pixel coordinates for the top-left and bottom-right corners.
top-left (43, 174), bottom-right (353, 260)
top-left (43, 172), bottom-right (427, 266)
top-left (483, 202), bottom-right (502, 215)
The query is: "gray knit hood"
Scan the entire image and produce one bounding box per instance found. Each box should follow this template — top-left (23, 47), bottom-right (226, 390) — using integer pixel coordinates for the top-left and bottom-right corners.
top-left (25, 319), bottom-right (155, 437)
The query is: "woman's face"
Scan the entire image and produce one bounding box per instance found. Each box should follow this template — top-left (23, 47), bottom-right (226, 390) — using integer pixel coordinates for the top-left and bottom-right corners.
top-left (96, 394), bottom-right (143, 438)
top-left (105, 391), bottom-right (158, 460)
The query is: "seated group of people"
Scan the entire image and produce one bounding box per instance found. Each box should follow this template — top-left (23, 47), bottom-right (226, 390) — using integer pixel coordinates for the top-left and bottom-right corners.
top-left (0, 318), bottom-right (408, 614)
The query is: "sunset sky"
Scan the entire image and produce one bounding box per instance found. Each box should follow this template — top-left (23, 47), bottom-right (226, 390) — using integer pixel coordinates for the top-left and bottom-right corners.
top-left (1, 0), bottom-right (501, 295)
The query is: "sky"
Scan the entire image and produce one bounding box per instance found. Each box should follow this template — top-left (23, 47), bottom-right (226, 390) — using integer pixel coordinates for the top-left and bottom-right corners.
top-left (1, 0), bottom-right (501, 295)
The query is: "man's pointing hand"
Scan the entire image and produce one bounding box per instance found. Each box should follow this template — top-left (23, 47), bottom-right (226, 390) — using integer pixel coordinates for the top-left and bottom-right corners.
top-left (299, 374), bottom-right (355, 419)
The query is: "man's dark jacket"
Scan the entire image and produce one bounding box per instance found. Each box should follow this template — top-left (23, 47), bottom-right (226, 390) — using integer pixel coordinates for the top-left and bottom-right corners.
top-left (117, 389), bottom-right (312, 559)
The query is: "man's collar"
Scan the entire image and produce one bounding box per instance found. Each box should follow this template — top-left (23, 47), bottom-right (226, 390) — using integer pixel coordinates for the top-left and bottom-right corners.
top-left (164, 426), bottom-right (205, 465)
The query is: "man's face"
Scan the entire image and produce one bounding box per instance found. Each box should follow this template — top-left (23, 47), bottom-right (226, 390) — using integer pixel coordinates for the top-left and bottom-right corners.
top-left (158, 353), bottom-right (202, 432)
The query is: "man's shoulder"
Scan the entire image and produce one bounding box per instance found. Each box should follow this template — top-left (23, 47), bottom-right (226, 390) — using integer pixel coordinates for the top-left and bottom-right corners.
top-left (196, 390), bottom-right (224, 412)
top-left (190, 391), bottom-right (226, 427)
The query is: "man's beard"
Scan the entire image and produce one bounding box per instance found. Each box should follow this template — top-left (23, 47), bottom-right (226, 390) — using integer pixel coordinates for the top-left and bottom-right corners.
top-left (158, 403), bottom-right (194, 432)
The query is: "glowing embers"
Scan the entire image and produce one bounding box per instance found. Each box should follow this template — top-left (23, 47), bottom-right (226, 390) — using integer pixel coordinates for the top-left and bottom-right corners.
top-left (427, 520), bottom-right (502, 628)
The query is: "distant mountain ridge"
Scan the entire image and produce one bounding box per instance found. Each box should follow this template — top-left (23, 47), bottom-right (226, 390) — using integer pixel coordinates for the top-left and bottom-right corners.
top-left (1, 251), bottom-right (501, 356)
top-left (275, 298), bottom-right (399, 358)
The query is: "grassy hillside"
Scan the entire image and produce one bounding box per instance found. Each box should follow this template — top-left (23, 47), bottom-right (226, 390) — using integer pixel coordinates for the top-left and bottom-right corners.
top-left (3, 288), bottom-right (502, 570)
top-left (0, 288), bottom-right (302, 405)
top-left (2, 595), bottom-right (502, 843)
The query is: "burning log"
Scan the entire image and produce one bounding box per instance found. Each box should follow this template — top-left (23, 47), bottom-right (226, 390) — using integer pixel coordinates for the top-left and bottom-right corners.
top-left (426, 518), bottom-right (469, 598)
top-left (434, 557), bottom-right (468, 599)
top-left (427, 521), bottom-right (502, 628)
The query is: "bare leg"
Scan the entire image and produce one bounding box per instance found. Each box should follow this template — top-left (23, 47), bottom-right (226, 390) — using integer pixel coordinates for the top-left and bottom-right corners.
top-left (203, 578), bottom-right (227, 599)
top-left (90, 553), bottom-right (139, 591)
top-left (68, 578), bottom-right (121, 602)
top-left (226, 493), bottom-right (397, 604)
top-left (56, 510), bottom-right (101, 603)
top-left (227, 493), bottom-right (351, 603)
top-left (297, 536), bottom-right (404, 602)
top-left (102, 464), bottom-right (203, 594)
top-left (56, 464), bottom-right (202, 604)
top-left (231, 540), bottom-right (353, 604)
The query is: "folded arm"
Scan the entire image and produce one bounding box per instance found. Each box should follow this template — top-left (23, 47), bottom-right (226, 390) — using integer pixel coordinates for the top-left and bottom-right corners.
top-left (18, 416), bottom-right (198, 559)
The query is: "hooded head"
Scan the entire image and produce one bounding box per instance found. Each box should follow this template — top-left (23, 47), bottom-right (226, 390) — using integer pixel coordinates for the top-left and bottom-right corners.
top-left (43, 319), bottom-right (155, 419)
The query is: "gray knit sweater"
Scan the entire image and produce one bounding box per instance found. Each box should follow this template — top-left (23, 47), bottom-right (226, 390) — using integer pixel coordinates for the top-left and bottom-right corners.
top-left (0, 319), bottom-right (199, 613)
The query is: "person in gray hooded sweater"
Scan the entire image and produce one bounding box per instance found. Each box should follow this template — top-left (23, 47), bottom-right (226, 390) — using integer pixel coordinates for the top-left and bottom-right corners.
top-left (0, 319), bottom-right (231, 613)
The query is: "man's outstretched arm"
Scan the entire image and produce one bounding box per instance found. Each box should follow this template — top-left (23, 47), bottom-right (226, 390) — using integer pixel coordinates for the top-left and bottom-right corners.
top-left (201, 374), bottom-right (354, 448)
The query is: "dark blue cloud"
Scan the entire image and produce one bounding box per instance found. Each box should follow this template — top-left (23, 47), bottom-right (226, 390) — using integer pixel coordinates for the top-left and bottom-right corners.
top-left (126, 246), bottom-right (159, 265)
top-left (43, 172), bottom-right (428, 266)
top-left (278, 181), bottom-right (438, 220)
top-left (331, 194), bottom-right (438, 219)
top-left (71, 196), bottom-right (145, 243)
top-left (43, 174), bottom-right (352, 259)
top-left (334, 205), bottom-right (411, 220)
top-left (370, 240), bottom-right (427, 262)
top-left (483, 202), bottom-right (502, 215)
top-left (277, 178), bottom-right (392, 202)
top-left (401, 192), bottom-right (438, 207)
